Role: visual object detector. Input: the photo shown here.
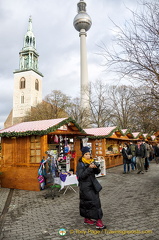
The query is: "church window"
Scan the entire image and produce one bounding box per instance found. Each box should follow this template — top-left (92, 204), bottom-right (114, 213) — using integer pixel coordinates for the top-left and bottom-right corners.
top-left (21, 95), bottom-right (24, 104)
top-left (20, 77), bottom-right (26, 89)
top-left (26, 36), bottom-right (29, 45)
top-left (30, 37), bottom-right (32, 46)
top-left (33, 37), bottom-right (35, 47)
top-left (35, 79), bottom-right (39, 91)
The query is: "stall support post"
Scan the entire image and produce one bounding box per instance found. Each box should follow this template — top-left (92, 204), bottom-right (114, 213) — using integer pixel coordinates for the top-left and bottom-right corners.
top-left (102, 139), bottom-right (106, 157)
top-left (26, 136), bottom-right (31, 165)
top-left (91, 139), bottom-right (95, 158)
top-left (74, 139), bottom-right (81, 173)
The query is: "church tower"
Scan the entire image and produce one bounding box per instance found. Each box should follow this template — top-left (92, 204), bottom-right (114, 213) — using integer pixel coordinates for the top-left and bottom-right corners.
top-left (11, 17), bottom-right (43, 126)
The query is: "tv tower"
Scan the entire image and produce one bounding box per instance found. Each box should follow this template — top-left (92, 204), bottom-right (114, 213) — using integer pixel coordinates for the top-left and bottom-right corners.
top-left (73, 0), bottom-right (92, 113)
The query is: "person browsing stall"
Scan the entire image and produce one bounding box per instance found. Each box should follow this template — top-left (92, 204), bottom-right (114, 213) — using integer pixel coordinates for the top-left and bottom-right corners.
top-left (122, 143), bottom-right (132, 174)
top-left (76, 146), bottom-right (106, 229)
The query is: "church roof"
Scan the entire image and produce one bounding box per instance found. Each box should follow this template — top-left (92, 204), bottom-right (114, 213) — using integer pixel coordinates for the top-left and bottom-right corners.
top-left (0, 117), bottom-right (86, 137)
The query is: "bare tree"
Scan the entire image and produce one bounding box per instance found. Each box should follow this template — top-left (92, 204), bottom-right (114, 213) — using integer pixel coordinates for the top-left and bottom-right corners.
top-left (130, 86), bottom-right (159, 133)
top-left (23, 101), bottom-right (55, 122)
top-left (23, 83), bottom-right (159, 133)
top-left (89, 80), bottom-right (112, 127)
top-left (100, 0), bottom-right (159, 99)
top-left (67, 97), bottom-right (90, 128)
top-left (106, 85), bottom-right (135, 129)
top-left (23, 90), bottom-right (70, 121)
top-left (45, 90), bottom-right (70, 118)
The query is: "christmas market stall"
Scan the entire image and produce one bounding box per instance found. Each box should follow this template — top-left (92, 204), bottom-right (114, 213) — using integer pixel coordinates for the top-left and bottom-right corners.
top-left (84, 126), bottom-right (130, 169)
top-left (83, 127), bottom-right (152, 169)
top-left (0, 117), bottom-right (87, 191)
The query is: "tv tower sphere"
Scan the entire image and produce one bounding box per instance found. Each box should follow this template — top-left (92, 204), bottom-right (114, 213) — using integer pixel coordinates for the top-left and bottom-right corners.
top-left (73, 0), bottom-right (92, 32)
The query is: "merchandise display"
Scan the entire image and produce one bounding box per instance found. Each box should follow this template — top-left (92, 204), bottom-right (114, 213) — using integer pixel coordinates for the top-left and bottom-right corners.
top-left (38, 134), bottom-right (77, 194)
top-left (94, 156), bottom-right (106, 177)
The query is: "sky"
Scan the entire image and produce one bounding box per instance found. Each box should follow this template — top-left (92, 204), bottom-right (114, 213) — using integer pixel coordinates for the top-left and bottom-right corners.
top-left (0, 0), bottom-right (140, 129)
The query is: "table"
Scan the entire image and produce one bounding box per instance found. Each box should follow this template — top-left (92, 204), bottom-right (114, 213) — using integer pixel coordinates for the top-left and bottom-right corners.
top-left (54, 174), bottom-right (78, 194)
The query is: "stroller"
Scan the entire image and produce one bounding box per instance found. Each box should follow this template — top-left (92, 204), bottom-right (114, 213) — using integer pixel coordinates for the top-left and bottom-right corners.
top-left (44, 172), bottom-right (61, 199)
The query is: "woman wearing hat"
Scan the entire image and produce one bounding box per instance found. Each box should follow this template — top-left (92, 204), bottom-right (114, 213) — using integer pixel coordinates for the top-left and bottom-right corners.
top-left (76, 146), bottom-right (106, 229)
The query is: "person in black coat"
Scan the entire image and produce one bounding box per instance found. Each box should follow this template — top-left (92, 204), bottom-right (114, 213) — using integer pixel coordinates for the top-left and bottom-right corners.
top-left (154, 143), bottom-right (159, 164)
top-left (122, 143), bottom-right (132, 174)
top-left (76, 146), bottom-right (106, 229)
top-left (135, 139), bottom-right (146, 174)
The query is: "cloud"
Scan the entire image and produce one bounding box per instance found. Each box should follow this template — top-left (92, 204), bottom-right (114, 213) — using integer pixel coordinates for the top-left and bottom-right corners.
top-left (0, 0), bottom-right (139, 129)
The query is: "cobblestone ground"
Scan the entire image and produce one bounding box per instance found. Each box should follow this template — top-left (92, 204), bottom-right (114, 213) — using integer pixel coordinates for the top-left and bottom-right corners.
top-left (0, 162), bottom-right (159, 240)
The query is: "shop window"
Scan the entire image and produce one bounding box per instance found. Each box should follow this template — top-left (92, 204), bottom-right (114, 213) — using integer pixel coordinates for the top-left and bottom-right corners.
top-left (30, 136), bottom-right (41, 163)
top-left (20, 77), bottom-right (26, 89)
top-left (35, 79), bottom-right (39, 91)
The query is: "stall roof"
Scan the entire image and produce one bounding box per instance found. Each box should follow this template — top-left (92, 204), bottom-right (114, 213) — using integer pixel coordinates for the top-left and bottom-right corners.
top-left (121, 129), bottom-right (128, 134)
top-left (84, 126), bottom-right (121, 138)
top-left (121, 129), bottom-right (134, 138)
top-left (151, 135), bottom-right (157, 141)
top-left (0, 117), bottom-right (87, 137)
top-left (131, 132), bottom-right (144, 139)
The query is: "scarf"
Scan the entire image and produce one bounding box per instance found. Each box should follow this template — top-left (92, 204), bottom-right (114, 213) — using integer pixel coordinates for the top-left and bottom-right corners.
top-left (82, 157), bottom-right (93, 165)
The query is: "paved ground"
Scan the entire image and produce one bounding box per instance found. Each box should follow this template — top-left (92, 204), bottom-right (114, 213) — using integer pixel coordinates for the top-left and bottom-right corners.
top-left (0, 161), bottom-right (159, 240)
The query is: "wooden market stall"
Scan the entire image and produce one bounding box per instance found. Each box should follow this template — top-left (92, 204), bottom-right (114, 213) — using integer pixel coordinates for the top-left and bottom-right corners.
top-left (84, 126), bottom-right (132, 169)
top-left (0, 117), bottom-right (87, 191)
top-left (84, 127), bottom-right (150, 169)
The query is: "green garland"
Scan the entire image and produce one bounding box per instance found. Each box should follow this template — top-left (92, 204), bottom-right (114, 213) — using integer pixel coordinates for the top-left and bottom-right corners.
top-left (0, 117), bottom-right (155, 140)
top-left (0, 117), bottom-right (86, 138)
top-left (79, 127), bottom-right (146, 140)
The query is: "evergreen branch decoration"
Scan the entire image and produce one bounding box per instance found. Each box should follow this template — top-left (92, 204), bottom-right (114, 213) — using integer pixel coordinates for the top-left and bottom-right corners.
top-left (0, 117), bottom-right (86, 138)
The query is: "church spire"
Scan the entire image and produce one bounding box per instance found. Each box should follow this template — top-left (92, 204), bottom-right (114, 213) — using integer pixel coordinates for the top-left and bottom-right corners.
top-left (23, 16), bottom-right (36, 49)
top-left (15, 16), bottom-right (43, 76)
top-left (28, 16), bottom-right (32, 32)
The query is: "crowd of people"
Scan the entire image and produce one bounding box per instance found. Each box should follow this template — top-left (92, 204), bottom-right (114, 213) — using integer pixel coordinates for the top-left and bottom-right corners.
top-left (121, 140), bottom-right (159, 174)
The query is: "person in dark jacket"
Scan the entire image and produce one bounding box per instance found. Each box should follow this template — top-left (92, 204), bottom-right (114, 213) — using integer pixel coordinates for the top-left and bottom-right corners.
top-left (154, 143), bottom-right (159, 164)
top-left (122, 143), bottom-right (132, 174)
top-left (129, 142), bottom-right (137, 170)
top-left (143, 141), bottom-right (150, 171)
top-left (76, 146), bottom-right (106, 229)
top-left (135, 139), bottom-right (146, 174)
